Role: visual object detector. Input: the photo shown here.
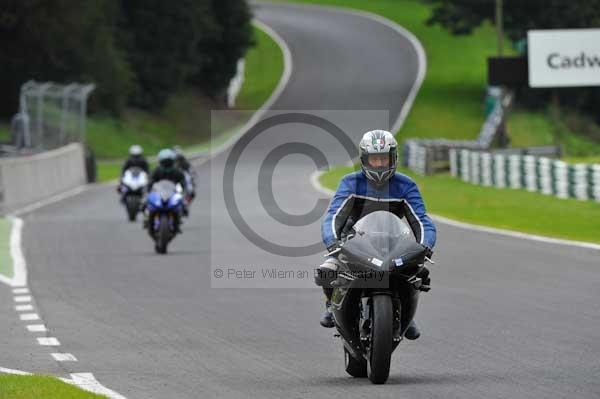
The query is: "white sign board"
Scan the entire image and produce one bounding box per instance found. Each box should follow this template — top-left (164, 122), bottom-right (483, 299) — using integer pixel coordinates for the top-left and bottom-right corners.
top-left (528, 29), bottom-right (600, 88)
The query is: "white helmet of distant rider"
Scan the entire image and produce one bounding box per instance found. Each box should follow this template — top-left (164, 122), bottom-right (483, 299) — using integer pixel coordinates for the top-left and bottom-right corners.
top-left (129, 144), bottom-right (143, 157)
top-left (359, 130), bottom-right (397, 185)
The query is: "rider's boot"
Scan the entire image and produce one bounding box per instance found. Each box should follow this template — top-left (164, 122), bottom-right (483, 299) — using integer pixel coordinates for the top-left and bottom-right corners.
top-left (174, 214), bottom-right (182, 234)
top-left (319, 287), bottom-right (334, 328)
top-left (404, 319), bottom-right (421, 340)
top-left (320, 300), bottom-right (335, 328)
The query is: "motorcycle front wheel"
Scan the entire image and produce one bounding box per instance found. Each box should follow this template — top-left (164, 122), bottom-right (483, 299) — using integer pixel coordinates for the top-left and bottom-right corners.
top-left (367, 294), bottom-right (393, 384)
top-left (155, 214), bottom-right (171, 254)
top-left (125, 195), bottom-right (140, 222)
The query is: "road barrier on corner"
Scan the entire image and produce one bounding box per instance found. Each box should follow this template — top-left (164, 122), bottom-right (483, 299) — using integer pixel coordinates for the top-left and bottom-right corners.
top-left (450, 148), bottom-right (600, 202)
top-left (0, 143), bottom-right (87, 212)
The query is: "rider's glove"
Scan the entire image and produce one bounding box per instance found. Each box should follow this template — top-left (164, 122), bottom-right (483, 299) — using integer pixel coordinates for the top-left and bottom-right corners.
top-left (424, 246), bottom-right (433, 259)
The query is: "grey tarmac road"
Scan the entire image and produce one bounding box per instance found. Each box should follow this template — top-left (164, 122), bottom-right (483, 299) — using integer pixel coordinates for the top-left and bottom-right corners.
top-left (2, 3), bottom-right (599, 399)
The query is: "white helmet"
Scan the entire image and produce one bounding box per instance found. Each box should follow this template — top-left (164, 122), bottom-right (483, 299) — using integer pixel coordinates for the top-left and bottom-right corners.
top-left (359, 130), bottom-right (397, 185)
top-left (129, 144), bottom-right (143, 156)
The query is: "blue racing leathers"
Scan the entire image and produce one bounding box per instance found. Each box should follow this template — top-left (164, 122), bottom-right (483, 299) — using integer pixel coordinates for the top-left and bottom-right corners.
top-left (321, 171), bottom-right (437, 250)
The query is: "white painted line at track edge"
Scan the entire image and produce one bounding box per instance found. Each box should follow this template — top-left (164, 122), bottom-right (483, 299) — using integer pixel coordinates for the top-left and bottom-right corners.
top-left (14, 295), bottom-right (31, 302)
top-left (9, 217), bottom-right (27, 287)
top-left (19, 313), bottom-right (39, 321)
top-left (65, 373), bottom-right (128, 399)
top-left (0, 366), bottom-right (32, 376)
top-left (37, 337), bottom-right (60, 346)
top-left (0, 366), bottom-right (126, 399)
top-left (26, 324), bottom-right (47, 332)
top-left (51, 353), bottom-right (78, 362)
top-left (430, 214), bottom-right (600, 251)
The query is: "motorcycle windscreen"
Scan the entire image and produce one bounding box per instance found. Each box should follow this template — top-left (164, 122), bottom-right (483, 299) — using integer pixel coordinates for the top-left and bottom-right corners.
top-left (123, 167), bottom-right (148, 189)
top-left (152, 180), bottom-right (177, 202)
top-left (343, 211), bottom-right (425, 269)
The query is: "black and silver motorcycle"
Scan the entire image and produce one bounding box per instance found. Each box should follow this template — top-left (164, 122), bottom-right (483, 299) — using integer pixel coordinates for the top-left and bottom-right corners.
top-left (322, 210), bottom-right (431, 384)
top-left (119, 167), bottom-right (148, 222)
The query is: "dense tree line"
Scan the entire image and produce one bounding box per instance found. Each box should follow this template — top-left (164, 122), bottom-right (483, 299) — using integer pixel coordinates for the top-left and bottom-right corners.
top-left (424, 0), bottom-right (600, 124)
top-left (0, 0), bottom-right (252, 117)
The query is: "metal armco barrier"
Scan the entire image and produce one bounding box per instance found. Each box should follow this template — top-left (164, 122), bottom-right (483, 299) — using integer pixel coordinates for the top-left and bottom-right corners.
top-left (0, 143), bottom-right (87, 212)
top-left (450, 148), bottom-right (600, 202)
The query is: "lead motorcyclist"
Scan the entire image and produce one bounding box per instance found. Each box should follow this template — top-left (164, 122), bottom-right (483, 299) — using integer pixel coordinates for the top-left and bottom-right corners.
top-left (317, 130), bottom-right (437, 340)
top-left (144, 148), bottom-right (187, 232)
top-left (148, 149), bottom-right (187, 189)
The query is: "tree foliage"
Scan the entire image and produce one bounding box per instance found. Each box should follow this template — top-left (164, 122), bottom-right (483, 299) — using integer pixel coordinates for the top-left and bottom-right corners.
top-left (0, 0), bottom-right (132, 115)
top-left (192, 0), bottom-right (254, 97)
top-left (425, 0), bottom-right (600, 42)
top-left (0, 0), bottom-right (253, 117)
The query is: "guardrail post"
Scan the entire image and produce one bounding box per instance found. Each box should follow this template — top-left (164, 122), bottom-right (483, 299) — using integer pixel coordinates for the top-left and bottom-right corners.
top-left (449, 148), bottom-right (458, 177)
top-left (460, 149), bottom-right (470, 182)
top-left (481, 152), bottom-right (492, 186)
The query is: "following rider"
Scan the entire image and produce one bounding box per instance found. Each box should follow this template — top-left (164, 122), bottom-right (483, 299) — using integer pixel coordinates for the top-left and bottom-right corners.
top-left (121, 144), bottom-right (149, 176)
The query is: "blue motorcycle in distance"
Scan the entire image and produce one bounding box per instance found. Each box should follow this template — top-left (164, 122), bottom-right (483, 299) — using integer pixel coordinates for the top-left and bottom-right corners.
top-left (145, 180), bottom-right (184, 254)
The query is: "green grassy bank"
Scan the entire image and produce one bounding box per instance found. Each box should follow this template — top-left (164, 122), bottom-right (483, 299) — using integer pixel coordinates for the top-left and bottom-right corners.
top-left (0, 375), bottom-right (106, 399)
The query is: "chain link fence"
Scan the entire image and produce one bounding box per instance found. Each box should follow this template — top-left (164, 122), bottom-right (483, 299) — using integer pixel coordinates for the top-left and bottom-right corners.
top-left (13, 81), bottom-right (95, 151)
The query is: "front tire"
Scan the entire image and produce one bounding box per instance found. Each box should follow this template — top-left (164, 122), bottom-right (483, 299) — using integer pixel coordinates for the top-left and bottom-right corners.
top-left (367, 295), bottom-right (393, 384)
top-left (155, 214), bottom-right (170, 254)
top-left (344, 347), bottom-right (367, 378)
top-left (125, 195), bottom-right (139, 222)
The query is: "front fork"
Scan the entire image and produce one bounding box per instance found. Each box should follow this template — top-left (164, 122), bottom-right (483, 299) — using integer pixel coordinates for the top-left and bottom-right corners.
top-left (359, 295), bottom-right (403, 347)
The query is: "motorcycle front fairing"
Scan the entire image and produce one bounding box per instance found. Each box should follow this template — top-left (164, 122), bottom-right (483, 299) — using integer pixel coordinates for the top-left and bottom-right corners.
top-left (146, 191), bottom-right (164, 212)
top-left (330, 211), bottom-right (428, 356)
top-left (121, 168), bottom-right (148, 194)
top-left (145, 181), bottom-right (182, 218)
top-left (167, 192), bottom-right (184, 211)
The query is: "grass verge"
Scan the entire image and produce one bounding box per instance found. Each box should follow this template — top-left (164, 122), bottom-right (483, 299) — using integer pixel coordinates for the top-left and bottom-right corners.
top-left (0, 123), bottom-right (10, 142)
top-left (0, 375), bottom-right (106, 399)
top-left (320, 166), bottom-right (600, 244)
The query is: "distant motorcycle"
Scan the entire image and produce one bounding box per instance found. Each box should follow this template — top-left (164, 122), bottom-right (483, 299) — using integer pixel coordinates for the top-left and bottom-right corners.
top-left (321, 209), bottom-right (431, 384)
top-left (119, 167), bottom-right (148, 222)
top-left (145, 180), bottom-right (184, 254)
